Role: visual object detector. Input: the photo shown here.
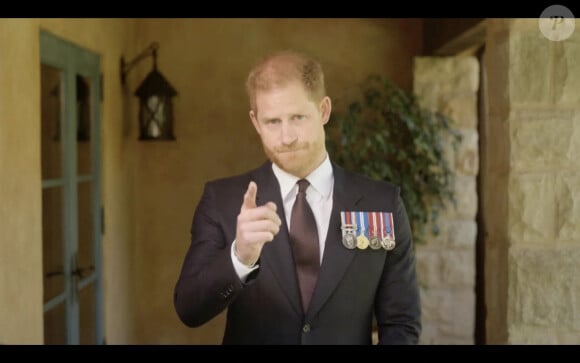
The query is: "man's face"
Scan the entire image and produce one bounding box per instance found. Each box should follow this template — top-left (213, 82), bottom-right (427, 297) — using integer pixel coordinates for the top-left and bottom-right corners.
top-left (249, 81), bottom-right (331, 178)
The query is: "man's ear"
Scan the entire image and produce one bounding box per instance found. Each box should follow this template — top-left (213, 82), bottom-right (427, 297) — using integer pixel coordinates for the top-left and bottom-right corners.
top-left (320, 96), bottom-right (332, 126)
top-left (249, 110), bottom-right (261, 134)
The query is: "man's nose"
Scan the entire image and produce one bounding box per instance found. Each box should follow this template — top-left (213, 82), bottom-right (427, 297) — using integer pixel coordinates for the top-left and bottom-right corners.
top-left (280, 121), bottom-right (297, 145)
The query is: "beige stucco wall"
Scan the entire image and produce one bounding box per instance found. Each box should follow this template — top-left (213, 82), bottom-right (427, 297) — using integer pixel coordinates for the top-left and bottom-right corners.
top-left (0, 18), bottom-right (422, 344)
top-left (0, 18), bottom-right (137, 344)
top-left (0, 19), bottom-right (44, 344)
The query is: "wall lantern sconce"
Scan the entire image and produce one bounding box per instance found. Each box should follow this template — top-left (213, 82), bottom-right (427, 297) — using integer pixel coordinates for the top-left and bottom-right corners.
top-left (121, 42), bottom-right (177, 141)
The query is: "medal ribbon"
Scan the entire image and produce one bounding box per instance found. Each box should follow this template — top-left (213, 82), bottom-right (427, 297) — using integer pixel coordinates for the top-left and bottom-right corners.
top-left (369, 212), bottom-right (377, 238)
top-left (384, 212), bottom-right (391, 234)
top-left (383, 212), bottom-right (393, 240)
top-left (379, 211), bottom-right (386, 240)
top-left (389, 212), bottom-right (395, 240)
top-left (358, 211), bottom-right (366, 237)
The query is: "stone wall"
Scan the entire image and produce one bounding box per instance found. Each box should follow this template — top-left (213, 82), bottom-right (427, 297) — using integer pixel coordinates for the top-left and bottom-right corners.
top-left (413, 56), bottom-right (480, 344)
top-left (488, 18), bottom-right (580, 344)
top-left (414, 17), bottom-right (580, 345)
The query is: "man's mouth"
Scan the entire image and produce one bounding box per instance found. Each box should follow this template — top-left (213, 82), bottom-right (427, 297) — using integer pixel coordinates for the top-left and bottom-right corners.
top-left (277, 146), bottom-right (305, 154)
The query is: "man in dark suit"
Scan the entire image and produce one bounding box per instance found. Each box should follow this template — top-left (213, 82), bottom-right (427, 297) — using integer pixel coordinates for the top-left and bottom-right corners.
top-left (174, 50), bottom-right (421, 344)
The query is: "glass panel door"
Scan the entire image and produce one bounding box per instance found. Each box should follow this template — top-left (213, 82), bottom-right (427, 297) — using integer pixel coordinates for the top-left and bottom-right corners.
top-left (41, 63), bottom-right (67, 345)
top-left (40, 30), bottom-right (103, 345)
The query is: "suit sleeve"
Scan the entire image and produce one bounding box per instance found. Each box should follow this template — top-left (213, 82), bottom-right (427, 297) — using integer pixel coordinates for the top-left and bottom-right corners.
top-left (375, 189), bottom-right (422, 344)
top-left (173, 182), bottom-right (245, 327)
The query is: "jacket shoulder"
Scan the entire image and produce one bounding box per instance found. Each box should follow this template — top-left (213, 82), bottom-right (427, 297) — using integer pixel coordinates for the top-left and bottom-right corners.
top-left (335, 162), bottom-right (400, 197)
top-left (204, 162), bottom-right (269, 193)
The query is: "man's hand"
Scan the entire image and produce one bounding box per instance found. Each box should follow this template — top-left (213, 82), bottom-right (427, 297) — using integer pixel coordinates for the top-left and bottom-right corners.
top-left (235, 181), bottom-right (282, 266)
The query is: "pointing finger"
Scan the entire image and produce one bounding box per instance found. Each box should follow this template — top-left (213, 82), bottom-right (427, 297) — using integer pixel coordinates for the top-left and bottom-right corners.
top-left (241, 181), bottom-right (257, 211)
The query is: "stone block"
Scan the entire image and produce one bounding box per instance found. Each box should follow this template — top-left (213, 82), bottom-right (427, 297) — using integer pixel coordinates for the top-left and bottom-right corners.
top-left (440, 250), bottom-right (476, 287)
top-left (509, 248), bottom-right (580, 331)
top-left (556, 330), bottom-right (580, 344)
top-left (417, 222), bottom-right (476, 287)
top-left (420, 219), bottom-right (449, 248)
top-left (420, 287), bottom-right (475, 341)
top-left (509, 32), bottom-right (551, 104)
top-left (556, 172), bottom-right (580, 241)
top-left (554, 39), bottom-right (580, 105)
top-left (509, 326), bottom-right (558, 344)
top-left (452, 175), bottom-right (477, 219)
top-left (454, 128), bottom-right (479, 176)
top-left (440, 94), bottom-right (478, 129)
top-left (431, 335), bottom-right (474, 345)
top-left (414, 56), bottom-right (479, 108)
top-left (447, 220), bottom-right (477, 249)
top-left (509, 174), bottom-right (556, 243)
top-left (511, 110), bottom-right (579, 172)
top-left (418, 324), bottom-right (440, 345)
top-left (510, 326), bottom-right (580, 344)
top-left (416, 249), bottom-right (442, 288)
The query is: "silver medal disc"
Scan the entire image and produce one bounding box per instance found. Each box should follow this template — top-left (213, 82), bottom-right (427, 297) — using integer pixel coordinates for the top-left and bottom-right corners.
top-left (342, 232), bottom-right (357, 249)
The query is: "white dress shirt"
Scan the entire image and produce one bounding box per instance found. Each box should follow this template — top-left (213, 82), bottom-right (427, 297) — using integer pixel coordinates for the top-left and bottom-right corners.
top-left (232, 154), bottom-right (335, 282)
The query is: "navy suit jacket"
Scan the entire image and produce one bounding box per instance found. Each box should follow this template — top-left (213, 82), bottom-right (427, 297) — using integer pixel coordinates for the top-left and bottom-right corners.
top-left (174, 160), bottom-right (421, 344)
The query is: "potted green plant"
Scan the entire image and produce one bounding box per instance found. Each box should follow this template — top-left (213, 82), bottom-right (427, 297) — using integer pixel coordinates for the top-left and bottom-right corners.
top-left (326, 74), bottom-right (461, 244)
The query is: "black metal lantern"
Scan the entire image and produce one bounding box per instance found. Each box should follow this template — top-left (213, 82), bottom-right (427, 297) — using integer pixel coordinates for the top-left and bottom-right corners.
top-left (121, 42), bottom-right (177, 141)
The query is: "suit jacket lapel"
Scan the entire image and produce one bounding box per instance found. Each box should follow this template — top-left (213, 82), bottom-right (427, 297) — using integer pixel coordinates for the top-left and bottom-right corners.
top-left (252, 162), bottom-right (303, 316)
top-left (249, 161), bottom-right (364, 320)
top-left (306, 162), bottom-right (362, 321)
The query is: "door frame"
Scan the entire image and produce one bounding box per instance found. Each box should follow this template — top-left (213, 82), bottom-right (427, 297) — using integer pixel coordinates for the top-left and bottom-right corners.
top-left (40, 29), bottom-right (104, 345)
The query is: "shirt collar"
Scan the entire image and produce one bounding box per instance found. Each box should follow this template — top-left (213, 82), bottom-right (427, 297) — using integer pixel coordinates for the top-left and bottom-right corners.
top-left (271, 154), bottom-right (333, 203)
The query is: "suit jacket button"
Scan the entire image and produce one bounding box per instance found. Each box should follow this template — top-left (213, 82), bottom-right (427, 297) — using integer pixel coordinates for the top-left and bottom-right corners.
top-left (302, 324), bottom-right (311, 333)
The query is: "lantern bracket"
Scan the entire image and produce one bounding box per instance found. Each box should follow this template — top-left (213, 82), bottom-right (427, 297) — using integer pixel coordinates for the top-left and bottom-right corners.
top-left (120, 42), bottom-right (160, 85)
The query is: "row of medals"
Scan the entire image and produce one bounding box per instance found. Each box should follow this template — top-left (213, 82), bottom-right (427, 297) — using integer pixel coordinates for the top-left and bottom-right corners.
top-left (341, 224), bottom-right (395, 251)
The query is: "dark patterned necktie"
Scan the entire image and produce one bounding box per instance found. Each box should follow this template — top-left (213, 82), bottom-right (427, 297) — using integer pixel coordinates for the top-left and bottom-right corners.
top-left (289, 179), bottom-right (320, 312)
